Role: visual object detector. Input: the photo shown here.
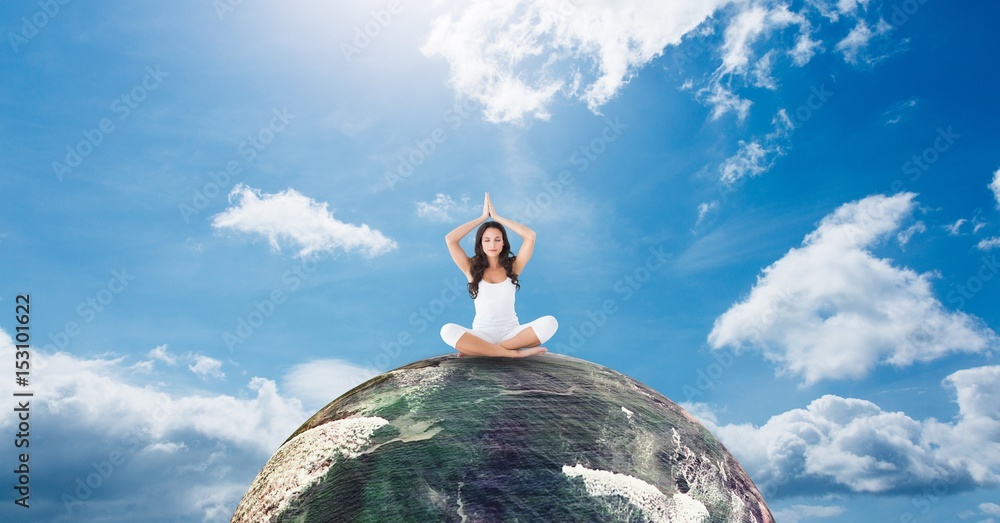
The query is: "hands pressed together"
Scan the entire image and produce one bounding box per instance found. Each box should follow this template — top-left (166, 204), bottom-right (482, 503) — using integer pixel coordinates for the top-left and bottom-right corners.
top-left (481, 192), bottom-right (501, 221)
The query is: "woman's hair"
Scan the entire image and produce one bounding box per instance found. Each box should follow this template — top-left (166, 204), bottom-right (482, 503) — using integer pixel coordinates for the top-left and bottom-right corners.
top-left (468, 221), bottom-right (520, 299)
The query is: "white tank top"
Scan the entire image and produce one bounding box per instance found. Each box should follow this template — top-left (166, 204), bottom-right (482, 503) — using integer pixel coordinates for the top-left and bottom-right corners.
top-left (473, 277), bottom-right (518, 330)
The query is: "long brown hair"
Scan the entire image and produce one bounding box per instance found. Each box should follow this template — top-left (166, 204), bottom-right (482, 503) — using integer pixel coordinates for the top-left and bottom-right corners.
top-left (468, 222), bottom-right (520, 299)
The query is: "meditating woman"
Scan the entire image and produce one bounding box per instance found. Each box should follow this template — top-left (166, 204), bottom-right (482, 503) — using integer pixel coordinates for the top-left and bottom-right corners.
top-left (439, 193), bottom-right (558, 357)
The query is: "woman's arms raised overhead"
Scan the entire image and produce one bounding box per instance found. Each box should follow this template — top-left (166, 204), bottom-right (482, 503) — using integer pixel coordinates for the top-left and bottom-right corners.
top-left (445, 193), bottom-right (490, 280)
top-left (486, 195), bottom-right (536, 275)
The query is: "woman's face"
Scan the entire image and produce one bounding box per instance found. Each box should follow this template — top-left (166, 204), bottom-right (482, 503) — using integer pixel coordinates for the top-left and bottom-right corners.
top-left (481, 228), bottom-right (504, 257)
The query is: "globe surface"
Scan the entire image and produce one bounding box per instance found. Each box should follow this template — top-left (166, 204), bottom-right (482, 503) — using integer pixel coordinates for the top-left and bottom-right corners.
top-left (232, 353), bottom-right (774, 522)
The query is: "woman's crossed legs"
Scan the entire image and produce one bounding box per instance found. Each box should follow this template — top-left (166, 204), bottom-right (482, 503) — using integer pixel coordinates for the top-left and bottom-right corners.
top-left (440, 316), bottom-right (558, 358)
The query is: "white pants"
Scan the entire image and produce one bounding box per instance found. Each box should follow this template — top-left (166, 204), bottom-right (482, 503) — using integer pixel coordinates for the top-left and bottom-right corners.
top-left (440, 315), bottom-right (558, 348)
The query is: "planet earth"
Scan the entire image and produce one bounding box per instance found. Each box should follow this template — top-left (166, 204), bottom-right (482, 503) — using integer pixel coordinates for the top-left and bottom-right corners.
top-left (232, 353), bottom-right (774, 522)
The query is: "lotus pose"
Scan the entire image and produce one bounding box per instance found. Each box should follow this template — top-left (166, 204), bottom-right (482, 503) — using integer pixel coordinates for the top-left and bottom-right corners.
top-left (440, 193), bottom-right (558, 357)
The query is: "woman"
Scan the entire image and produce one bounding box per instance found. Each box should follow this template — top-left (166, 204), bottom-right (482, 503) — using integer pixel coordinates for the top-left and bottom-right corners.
top-left (440, 193), bottom-right (558, 357)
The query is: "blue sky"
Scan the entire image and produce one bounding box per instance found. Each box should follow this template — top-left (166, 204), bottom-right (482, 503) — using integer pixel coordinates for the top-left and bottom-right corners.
top-left (1, 0), bottom-right (999, 521)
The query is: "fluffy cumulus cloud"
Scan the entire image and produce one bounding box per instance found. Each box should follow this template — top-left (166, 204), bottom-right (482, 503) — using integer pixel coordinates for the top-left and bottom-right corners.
top-left (422, 0), bottom-right (731, 123)
top-left (709, 193), bottom-right (996, 383)
top-left (690, 365), bottom-right (1000, 497)
top-left (189, 354), bottom-right (226, 380)
top-left (0, 330), bottom-right (308, 521)
top-left (281, 358), bottom-right (379, 410)
top-left (422, 0), bottom-right (901, 126)
top-left (212, 184), bottom-right (396, 258)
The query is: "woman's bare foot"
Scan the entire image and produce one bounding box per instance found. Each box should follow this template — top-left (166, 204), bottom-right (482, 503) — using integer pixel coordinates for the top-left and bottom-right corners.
top-left (510, 346), bottom-right (547, 358)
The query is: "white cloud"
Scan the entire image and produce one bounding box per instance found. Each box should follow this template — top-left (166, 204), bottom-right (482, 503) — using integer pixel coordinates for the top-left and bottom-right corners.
top-left (0, 338), bottom-right (307, 453)
top-left (696, 4), bottom-right (896, 199)
top-left (718, 4), bottom-right (806, 73)
top-left (835, 19), bottom-right (873, 62)
top-left (835, 17), bottom-right (893, 64)
top-left (836, 0), bottom-right (870, 16)
top-left (421, 0), bottom-right (900, 125)
top-left (805, 0), bottom-right (838, 21)
top-left (896, 220), bottom-right (925, 245)
top-left (991, 168), bottom-right (1000, 208)
top-left (719, 4), bottom-right (770, 75)
top-left (978, 237), bottom-right (1000, 251)
top-left (212, 184), bottom-right (396, 258)
top-left (709, 193), bottom-right (996, 383)
top-left (751, 50), bottom-right (778, 89)
top-left (945, 218), bottom-right (968, 236)
top-left (0, 329), bottom-right (310, 521)
top-left (882, 97), bottom-right (919, 125)
top-left (806, 0), bottom-right (871, 21)
top-left (148, 344), bottom-right (177, 365)
top-left (772, 504), bottom-right (845, 523)
top-left (716, 107), bottom-right (794, 187)
top-left (696, 200), bottom-right (720, 226)
top-left (790, 31), bottom-right (822, 66)
top-left (721, 141), bottom-right (776, 185)
top-left (140, 344), bottom-right (227, 380)
top-left (983, 503), bottom-right (1000, 516)
top-left (189, 354), bottom-right (225, 380)
top-left (700, 82), bottom-right (753, 122)
top-left (768, 108), bottom-right (795, 139)
top-left (417, 193), bottom-right (471, 222)
top-left (689, 365), bottom-right (1000, 496)
top-left (281, 358), bottom-right (379, 410)
top-left (421, 0), bottom-right (731, 123)
top-left (699, 3), bottom-right (812, 119)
